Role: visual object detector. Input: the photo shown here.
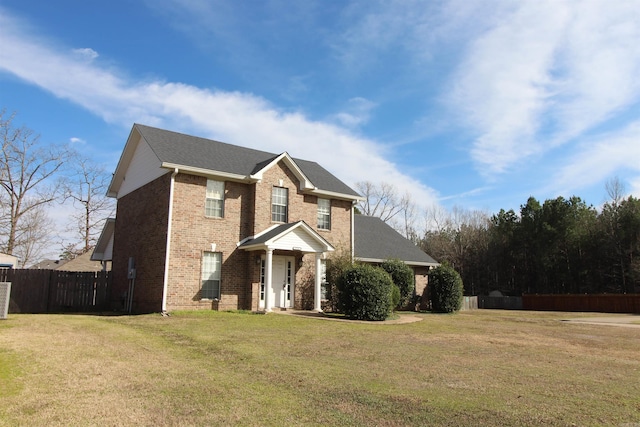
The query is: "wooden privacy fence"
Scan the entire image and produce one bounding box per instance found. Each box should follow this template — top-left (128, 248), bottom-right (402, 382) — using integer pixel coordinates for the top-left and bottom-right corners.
top-left (5, 269), bottom-right (111, 314)
top-left (478, 296), bottom-right (523, 310)
top-left (522, 294), bottom-right (640, 314)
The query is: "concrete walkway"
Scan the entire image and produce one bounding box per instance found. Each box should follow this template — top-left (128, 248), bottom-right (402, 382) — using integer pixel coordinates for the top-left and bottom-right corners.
top-left (562, 314), bottom-right (640, 328)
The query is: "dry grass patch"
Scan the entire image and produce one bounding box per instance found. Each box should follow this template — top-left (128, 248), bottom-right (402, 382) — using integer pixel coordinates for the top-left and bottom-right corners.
top-left (0, 310), bottom-right (639, 426)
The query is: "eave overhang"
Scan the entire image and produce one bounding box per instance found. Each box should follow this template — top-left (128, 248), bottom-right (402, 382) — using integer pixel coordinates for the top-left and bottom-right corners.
top-left (160, 163), bottom-right (258, 183)
top-left (355, 257), bottom-right (440, 268)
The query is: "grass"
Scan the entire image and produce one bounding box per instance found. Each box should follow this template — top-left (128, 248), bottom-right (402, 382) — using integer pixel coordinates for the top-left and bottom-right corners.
top-left (0, 310), bottom-right (639, 426)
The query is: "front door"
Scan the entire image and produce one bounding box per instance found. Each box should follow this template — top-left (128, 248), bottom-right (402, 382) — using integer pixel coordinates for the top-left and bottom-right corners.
top-left (260, 256), bottom-right (294, 309)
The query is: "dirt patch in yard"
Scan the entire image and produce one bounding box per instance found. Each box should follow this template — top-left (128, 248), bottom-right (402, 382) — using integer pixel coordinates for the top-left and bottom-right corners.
top-left (562, 314), bottom-right (640, 328)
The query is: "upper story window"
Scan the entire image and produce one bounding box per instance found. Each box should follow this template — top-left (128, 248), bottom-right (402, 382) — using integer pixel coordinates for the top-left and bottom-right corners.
top-left (205, 179), bottom-right (224, 218)
top-left (317, 198), bottom-right (331, 230)
top-left (272, 187), bottom-right (288, 222)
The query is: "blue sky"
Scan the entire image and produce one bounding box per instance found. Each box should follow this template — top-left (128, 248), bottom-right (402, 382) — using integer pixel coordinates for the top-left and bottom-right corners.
top-left (2, 0), bottom-right (640, 232)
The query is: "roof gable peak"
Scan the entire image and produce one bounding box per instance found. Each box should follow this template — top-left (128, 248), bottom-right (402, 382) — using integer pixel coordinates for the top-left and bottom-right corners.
top-left (250, 152), bottom-right (314, 191)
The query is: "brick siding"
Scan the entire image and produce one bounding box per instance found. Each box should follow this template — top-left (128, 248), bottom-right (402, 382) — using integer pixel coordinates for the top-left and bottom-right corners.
top-left (111, 173), bottom-right (171, 313)
top-left (115, 160), bottom-right (353, 313)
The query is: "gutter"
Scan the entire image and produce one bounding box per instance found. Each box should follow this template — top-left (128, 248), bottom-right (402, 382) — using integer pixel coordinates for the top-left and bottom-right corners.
top-left (161, 168), bottom-right (179, 312)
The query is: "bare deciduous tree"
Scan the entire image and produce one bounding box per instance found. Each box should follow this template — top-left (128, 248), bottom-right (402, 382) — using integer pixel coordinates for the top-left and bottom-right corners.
top-left (0, 109), bottom-right (69, 262)
top-left (10, 205), bottom-right (54, 267)
top-left (356, 181), bottom-right (418, 239)
top-left (605, 176), bottom-right (626, 207)
top-left (62, 156), bottom-right (115, 256)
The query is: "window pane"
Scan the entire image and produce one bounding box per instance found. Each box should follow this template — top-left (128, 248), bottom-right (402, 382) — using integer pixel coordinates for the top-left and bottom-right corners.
top-left (205, 199), bottom-right (223, 217)
top-left (317, 198), bottom-right (330, 230)
top-left (205, 180), bottom-right (224, 218)
top-left (320, 260), bottom-right (329, 300)
top-left (271, 187), bottom-right (288, 222)
top-left (201, 252), bottom-right (221, 299)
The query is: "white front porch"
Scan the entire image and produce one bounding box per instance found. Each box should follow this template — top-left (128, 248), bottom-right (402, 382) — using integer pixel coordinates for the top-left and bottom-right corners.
top-left (239, 221), bottom-right (334, 312)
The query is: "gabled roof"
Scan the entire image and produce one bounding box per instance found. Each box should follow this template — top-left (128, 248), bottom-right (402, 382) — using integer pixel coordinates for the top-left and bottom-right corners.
top-left (57, 251), bottom-right (106, 272)
top-left (238, 221), bottom-right (334, 253)
top-left (28, 259), bottom-right (67, 269)
top-left (91, 218), bottom-right (115, 262)
top-left (354, 215), bottom-right (439, 267)
top-left (109, 124), bottom-right (361, 200)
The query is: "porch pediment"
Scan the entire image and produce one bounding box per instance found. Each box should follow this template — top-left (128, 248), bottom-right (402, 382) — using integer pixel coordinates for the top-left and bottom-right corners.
top-left (238, 221), bottom-right (334, 253)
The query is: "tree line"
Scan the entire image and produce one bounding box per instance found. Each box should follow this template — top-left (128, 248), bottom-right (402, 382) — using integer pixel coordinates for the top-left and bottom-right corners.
top-left (357, 180), bottom-right (640, 296)
top-left (1, 109), bottom-right (114, 266)
top-left (419, 186), bottom-right (640, 296)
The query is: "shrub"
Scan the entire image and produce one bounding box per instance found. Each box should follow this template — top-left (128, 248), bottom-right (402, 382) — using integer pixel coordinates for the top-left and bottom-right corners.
top-left (429, 264), bottom-right (463, 313)
top-left (381, 259), bottom-right (415, 308)
top-left (390, 284), bottom-right (401, 309)
top-left (337, 264), bottom-right (393, 321)
top-left (323, 248), bottom-right (354, 312)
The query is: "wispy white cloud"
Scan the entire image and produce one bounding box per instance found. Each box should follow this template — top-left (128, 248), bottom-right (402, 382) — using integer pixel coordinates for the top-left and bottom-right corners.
top-left (446, 1), bottom-right (569, 174)
top-left (330, 97), bottom-right (377, 128)
top-left (72, 48), bottom-right (98, 61)
top-left (0, 7), bottom-right (440, 210)
top-left (444, 0), bottom-right (640, 180)
top-left (545, 120), bottom-right (640, 198)
top-left (69, 137), bottom-right (86, 144)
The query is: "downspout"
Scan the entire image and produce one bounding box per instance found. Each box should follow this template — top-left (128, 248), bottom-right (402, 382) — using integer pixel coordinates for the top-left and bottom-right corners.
top-left (161, 168), bottom-right (179, 313)
top-left (351, 201), bottom-right (355, 261)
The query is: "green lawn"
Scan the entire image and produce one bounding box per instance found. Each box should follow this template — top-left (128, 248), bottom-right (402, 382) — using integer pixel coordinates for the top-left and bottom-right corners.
top-left (0, 310), bottom-right (639, 426)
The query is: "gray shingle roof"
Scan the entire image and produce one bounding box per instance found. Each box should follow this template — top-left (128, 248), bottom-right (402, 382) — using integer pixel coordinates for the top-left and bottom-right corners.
top-left (354, 215), bottom-right (439, 266)
top-left (239, 222), bottom-right (301, 247)
top-left (135, 124), bottom-right (360, 198)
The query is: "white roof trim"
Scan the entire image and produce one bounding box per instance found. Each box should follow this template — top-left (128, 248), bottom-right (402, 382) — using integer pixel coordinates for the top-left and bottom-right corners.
top-left (355, 257), bottom-right (439, 267)
top-left (249, 152), bottom-right (314, 191)
top-left (240, 222), bottom-right (334, 253)
top-left (91, 218), bottom-right (116, 261)
top-left (307, 188), bottom-right (364, 202)
top-left (107, 126), bottom-right (145, 197)
top-left (161, 163), bottom-right (255, 183)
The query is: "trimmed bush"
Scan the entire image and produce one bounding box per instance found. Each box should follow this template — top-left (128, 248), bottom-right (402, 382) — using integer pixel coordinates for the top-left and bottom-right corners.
top-left (337, 264), bottom-right (393, 321)
top-left (323, 249), bottom-right (354, 312)
top-left (390, 284), bottom-right (401, 309)
top-left (381, 259), bottom-right (415, 308)
top-left (429, 264), bottom-right (463, 313)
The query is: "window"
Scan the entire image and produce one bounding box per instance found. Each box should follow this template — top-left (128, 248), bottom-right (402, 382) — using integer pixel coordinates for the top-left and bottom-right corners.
top-left (259, 259), bottom-right (265, 302)
top-left (205, 179), bottom-right (224, 218)
top-left (201, 252), bottom-right (221, 299)
top-left (317, 198), bottom-right (331, 230)
top-left (320, 260), bottom-right (329, 300)
top-left (271, 187), bottom-right (288, 222)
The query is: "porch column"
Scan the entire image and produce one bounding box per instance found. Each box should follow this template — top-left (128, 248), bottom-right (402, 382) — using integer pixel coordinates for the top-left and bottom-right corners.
top-left (264, 248), bottom-right (274, 312)
top-left (314, 252), bottom-right (323, 312)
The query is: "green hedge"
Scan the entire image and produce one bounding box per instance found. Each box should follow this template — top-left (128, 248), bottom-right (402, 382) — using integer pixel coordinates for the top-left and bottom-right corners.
top-left (337, 264), bottom-right (393, 321)
top-left (429, 264), bottom-right (463, 313)
top-left (381, 259), bottom-right (415, 308)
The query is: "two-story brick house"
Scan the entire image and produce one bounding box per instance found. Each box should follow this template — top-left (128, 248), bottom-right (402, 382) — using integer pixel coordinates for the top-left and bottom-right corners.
top-left (93, 124), bottom-right (438, 314)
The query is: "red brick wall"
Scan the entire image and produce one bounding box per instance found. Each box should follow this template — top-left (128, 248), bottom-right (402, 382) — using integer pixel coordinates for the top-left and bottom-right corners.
top-left (111, 173), bottom-right (171, 313)
top-left (251, 162), bottom-right (353, 310)
top-left (114, 160), bottom-right (354, 313)
top-left (414, 266), bottom-right (430, 310)
top-left (166, 174), bottom-right (253, 311)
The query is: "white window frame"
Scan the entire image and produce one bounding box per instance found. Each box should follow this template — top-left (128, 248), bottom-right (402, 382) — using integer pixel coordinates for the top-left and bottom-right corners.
top-left (317, 198), bottom-right (331, 230)
top-left (271, 187), bottom-right (288, 223)
top-left (205, 179), bottom-right (225, 218)
top-left (201, 251), bottom-right (221, 300)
